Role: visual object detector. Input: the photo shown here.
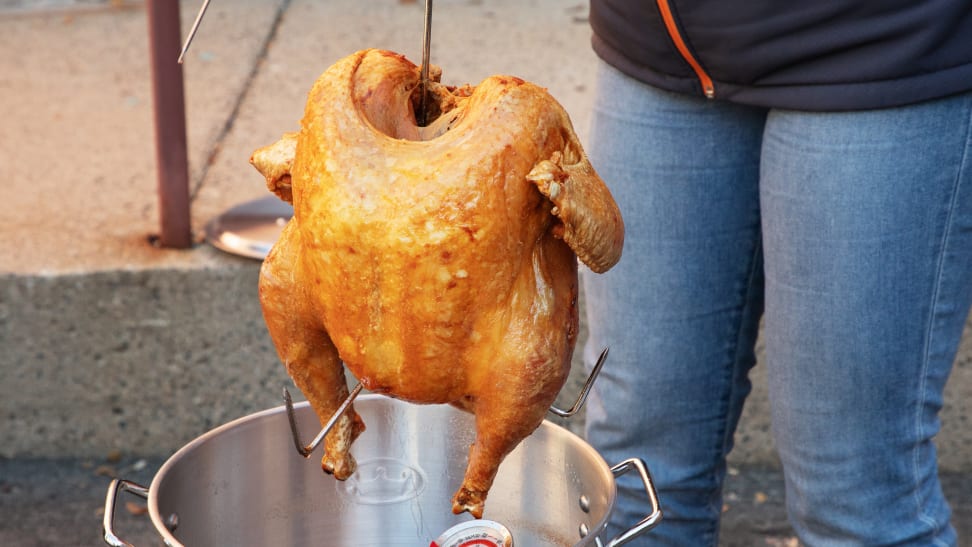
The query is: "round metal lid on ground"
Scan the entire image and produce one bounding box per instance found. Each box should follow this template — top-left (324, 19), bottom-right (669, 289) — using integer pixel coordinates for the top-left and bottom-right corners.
top-left (204, 197), bottom-right (292, 259)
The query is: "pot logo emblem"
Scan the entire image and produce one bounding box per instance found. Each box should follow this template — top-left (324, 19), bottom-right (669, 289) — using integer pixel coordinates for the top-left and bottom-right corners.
top-left (338, 457), bottom-right (426, 504)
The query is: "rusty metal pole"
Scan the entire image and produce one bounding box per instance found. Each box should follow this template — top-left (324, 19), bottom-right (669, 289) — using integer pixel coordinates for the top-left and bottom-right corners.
top-left (146, 0), bottom-right (192, 248)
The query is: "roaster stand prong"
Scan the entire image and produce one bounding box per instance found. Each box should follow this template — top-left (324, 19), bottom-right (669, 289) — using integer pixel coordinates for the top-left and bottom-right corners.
top-left (284, 347), bottom-right (608, 458)
top-left (549, 347), bottom-right (610, 418)
top-left (284, 382), bottom-right (363, 457)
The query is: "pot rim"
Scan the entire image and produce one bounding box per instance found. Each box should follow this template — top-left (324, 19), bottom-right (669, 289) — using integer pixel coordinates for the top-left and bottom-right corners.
top-left (144, 394), bottom-right (623, 547)
top-left (147, 400), bottom-right (299, 546)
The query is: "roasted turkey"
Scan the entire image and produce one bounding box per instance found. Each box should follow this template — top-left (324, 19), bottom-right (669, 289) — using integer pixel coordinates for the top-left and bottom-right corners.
top-left (251, 49), bottom-right (623, 518)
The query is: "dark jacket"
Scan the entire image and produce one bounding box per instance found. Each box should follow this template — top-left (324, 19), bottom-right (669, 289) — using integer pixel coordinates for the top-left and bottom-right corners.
top-left (590, 0), bottom-right (972, 110)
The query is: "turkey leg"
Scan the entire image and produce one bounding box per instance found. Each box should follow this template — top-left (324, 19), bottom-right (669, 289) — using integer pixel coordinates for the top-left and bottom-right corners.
top-left (259, 222), bottom-right (365, 478)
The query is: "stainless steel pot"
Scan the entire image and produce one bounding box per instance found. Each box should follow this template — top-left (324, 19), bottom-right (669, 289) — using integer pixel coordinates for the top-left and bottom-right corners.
top-left (104, 395), bottom-right (661, 546)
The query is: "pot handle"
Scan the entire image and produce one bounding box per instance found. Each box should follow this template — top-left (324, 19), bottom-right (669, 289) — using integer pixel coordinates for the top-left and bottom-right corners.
top-left (605, 458), bottom-right (663, 546)
top-left (103, 478), bottom-right (148, 547)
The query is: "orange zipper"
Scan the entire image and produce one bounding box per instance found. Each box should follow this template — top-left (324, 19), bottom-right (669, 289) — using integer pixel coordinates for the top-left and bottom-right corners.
top-left (655, 0), bottom-right (715, 98)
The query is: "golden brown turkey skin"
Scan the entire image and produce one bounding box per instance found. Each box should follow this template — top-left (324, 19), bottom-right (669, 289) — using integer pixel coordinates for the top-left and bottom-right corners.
top-left (251, 49), bottom-right (623, 518)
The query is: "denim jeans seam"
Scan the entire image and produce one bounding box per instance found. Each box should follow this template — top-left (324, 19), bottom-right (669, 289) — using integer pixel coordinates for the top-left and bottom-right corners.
top-left (705, 236), bottom-right (763, 547)
top-left (719, 237), bottom-right (764, 448)
top-left (911, 97), bottom-right (972, 547)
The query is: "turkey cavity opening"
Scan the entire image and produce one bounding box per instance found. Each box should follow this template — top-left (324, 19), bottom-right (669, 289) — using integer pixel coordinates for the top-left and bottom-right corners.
top-left (408, 82), bottom-right (468, 141)
top-left (355, 80), bottom-right (462, 142)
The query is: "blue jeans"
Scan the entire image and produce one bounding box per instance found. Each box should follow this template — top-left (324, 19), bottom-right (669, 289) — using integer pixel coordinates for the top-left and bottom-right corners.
top-left (581, 60), bottom-right (972, 546)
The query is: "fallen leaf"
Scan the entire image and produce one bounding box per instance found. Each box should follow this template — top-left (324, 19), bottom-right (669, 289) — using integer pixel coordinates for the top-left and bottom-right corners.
top-left (95, 465), bottom-right (117, 477)
top-left (125, 501), bottom-right (149, 516)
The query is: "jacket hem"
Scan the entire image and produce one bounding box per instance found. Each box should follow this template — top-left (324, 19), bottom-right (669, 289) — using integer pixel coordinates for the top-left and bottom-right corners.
top-left (592, 34), bottom-right (972, 111)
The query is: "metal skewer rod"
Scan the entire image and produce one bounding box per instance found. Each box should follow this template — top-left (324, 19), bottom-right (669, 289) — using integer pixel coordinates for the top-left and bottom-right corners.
top-left (284, 382), bottom-right (363, 457)
top-left (418, 0), bottom-right (433, 126)
top-left (178, 0), bottom-right (213, 64)
top-left (548, 347), bottom-right (610, 418)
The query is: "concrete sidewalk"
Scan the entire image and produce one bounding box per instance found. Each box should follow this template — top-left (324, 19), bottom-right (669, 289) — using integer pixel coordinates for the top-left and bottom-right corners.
top-left (1, 1), bottom-right (970, 545)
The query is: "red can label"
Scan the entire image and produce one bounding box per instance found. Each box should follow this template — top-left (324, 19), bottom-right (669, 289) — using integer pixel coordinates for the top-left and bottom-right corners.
top-left (431, 520), bottom-right (513, 547)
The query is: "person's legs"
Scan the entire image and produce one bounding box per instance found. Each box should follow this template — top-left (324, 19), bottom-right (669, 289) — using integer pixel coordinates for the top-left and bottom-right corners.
top-left (760, 91), bottom-right (972, 546)
top-left (582, 60), bottom-right (767, 545)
